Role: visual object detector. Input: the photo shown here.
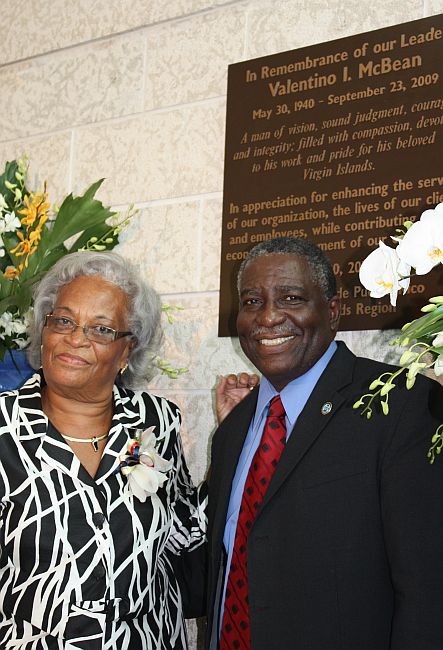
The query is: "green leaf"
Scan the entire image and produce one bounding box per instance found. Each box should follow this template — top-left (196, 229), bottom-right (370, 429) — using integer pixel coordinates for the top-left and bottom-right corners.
top-left (0, 161), bottom-right (22, 208)
top-left (48, 180), bottom-right (115, 246)
top-left (0, 284), bottom-right (33, 315)
top-left (17, 181), bottom-right (116, 282)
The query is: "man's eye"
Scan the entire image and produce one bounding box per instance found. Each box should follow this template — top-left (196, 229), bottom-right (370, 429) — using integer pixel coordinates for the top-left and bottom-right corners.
top-left (243, 298), bottom-right (260, 306)
top-left (282, 295), bottom-right (303, 302)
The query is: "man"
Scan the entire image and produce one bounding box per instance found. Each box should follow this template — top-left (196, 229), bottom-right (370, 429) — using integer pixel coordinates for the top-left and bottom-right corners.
top-left (206, 236), bottom-right (443, 650)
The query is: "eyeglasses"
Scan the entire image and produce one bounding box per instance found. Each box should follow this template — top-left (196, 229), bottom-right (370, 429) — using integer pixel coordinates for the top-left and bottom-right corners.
top-left (44, 314), bottom-right (133, 345)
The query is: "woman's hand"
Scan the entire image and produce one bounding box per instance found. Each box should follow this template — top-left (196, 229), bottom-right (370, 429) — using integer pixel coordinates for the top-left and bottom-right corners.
top-left (216, 373), bottom-right (259, 424)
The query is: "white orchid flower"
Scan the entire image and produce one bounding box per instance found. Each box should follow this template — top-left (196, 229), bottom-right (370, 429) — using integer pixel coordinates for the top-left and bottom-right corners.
top-left (119, 427), bottom-right (173, 502)
top-left (0, 193), bottom-right (8, 212)
top-left (0, 311), bottom-right (30, 341)
top-left (359, 240), bottom-right (411, 306)
top-left (432, 332), bottom-right (443, 348)
top-left (0, 312), bottom-right (14, 337)
top-left (396, 202), bottom-right (443, 275)
top-left (0, 211), bottom-right (21, 233)
top-left (13, 337), bottom-right (30, 349)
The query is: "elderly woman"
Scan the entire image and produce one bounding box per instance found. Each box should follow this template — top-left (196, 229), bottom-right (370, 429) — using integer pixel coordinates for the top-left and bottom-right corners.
top-left (0, 250), bottom-right (207, 650)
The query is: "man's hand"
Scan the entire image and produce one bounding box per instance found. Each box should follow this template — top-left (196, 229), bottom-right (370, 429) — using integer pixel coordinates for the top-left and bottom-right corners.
top-left (216, 373), bottom-right (259, 424)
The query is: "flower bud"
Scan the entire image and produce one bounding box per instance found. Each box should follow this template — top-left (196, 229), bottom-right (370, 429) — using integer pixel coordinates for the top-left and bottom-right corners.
top-left (380, 383), bottom-right (395, 396)
top-left (399, 350), bottom-right (418, 366)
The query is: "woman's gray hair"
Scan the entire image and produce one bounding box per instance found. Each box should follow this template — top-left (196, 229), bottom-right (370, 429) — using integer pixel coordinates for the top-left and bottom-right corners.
top-left (27, 250), bottom-right (162, 389)
top-left (237, 236), bottom-right (337, 300)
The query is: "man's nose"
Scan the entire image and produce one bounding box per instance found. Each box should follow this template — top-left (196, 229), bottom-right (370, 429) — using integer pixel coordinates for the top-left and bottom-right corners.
top-left (256, 301), bottom-right (285, 327)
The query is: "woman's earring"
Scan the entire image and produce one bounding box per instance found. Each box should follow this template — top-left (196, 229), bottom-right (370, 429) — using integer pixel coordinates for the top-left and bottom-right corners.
top-left (120, 363), bottom-right (128, 375)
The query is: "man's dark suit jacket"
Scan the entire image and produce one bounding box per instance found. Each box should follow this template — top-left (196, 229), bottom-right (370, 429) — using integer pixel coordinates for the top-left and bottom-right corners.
top-left (205, 342), bottom-right (443, 650)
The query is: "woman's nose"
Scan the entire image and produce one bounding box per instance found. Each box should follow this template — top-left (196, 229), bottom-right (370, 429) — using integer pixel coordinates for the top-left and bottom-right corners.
top-left (65, 325), bottom-right (90, 345)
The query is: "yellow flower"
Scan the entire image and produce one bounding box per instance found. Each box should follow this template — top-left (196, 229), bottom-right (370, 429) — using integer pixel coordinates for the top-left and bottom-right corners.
top-left (3, 265), bottom-right (22, 279)
top-left (10, 199), bottom-right (49, 270)
top-left (18, 191), bottom-right (50, 227)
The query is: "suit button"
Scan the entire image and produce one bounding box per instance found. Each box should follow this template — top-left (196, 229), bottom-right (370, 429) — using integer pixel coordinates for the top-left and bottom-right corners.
top-left (92, 512), bottom-right (106, 529)
top-left (93, 564), bottom-right (106, 580)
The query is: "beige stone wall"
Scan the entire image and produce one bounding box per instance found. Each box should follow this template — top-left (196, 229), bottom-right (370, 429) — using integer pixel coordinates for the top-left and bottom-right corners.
top-left (2, 1), bottom-right (442, 646)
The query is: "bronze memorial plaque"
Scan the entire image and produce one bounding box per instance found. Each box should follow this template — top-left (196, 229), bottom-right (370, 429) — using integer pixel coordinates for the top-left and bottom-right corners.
top-left (219, 14), bottom-right (443, 335)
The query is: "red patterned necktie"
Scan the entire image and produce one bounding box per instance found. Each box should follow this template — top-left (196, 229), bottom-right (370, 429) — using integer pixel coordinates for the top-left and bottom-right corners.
top-left (220, 394), bottom-right (286, 650)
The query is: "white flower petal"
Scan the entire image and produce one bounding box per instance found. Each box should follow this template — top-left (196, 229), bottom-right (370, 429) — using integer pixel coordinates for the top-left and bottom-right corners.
top-left (149, 451), bottom-right (173, 473)
top-left (127, 473), bottom-right (150, 502)
top-left (397, 203), bottom-right (443, 274)
top-left (132, 464), bottom-right (163, 494)
top-left (434, 355), bottom-right (443, 377)
top-left (138, 426), bottom-right (157, 452)
top-left (359, 241), bottom-right (410, 306)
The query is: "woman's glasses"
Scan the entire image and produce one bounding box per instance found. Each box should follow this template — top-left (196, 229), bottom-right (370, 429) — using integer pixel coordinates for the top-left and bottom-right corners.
top-left (44, 314), bottom-right (133, 345)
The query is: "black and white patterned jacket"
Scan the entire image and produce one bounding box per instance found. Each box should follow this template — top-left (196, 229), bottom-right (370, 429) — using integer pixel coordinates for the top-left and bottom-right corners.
top-left (0, 373), bottom-right (206, 650)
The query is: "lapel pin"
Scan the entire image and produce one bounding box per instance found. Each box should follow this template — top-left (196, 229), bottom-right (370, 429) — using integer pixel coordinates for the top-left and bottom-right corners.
top-left (321, 402), bottom-right (333, 416)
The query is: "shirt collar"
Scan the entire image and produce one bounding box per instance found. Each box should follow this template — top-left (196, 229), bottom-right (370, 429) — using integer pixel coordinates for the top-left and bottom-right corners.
top-left (253, 340), bottom-right (337, 429)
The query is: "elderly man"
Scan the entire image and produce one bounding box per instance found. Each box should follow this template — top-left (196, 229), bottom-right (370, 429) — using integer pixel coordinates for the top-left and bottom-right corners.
top-left (206, 236), bottom-right (443, 650)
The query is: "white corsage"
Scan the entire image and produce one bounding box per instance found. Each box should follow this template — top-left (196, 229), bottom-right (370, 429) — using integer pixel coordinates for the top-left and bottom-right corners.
top-left (115, 427), bottom-right (173, 502)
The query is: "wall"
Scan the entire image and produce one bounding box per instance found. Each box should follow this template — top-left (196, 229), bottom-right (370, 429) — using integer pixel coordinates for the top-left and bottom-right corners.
top-left (1, 0), bottom-right (442, 647)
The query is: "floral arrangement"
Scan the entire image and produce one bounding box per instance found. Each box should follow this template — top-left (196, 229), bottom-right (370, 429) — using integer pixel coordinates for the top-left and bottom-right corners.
top-left (0, 158), bottom-right (133, 359)
top-left (354, 202), bottom-right (443, 462)
top-left (115, 427), bottom-right (172, 501)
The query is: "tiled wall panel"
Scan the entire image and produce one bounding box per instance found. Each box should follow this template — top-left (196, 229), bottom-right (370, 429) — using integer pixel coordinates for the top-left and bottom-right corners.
top-left (0, 0), bottom-right (231, 64)
top-left (0, 36), bottom-right (145, 141)
top-left (73, 101), bottom-right (226, 204)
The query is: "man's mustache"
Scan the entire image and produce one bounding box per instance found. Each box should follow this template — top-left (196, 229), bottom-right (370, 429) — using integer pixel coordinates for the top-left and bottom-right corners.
top-left (249, 325), bottom-right (299, 338)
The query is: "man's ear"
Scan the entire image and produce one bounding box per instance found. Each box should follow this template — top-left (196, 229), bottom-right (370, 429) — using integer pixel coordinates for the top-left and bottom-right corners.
top-left (328, 296), bottom-right (341, 332)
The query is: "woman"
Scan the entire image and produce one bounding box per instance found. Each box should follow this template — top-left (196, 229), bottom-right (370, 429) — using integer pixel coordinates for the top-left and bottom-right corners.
top-left (0, 250), bottom-right (207, 650)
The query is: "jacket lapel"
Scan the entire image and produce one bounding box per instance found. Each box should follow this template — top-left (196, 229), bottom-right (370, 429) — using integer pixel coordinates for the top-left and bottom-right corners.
top-left (94, 385), bottom-right (146, 484)
top-left (259, 342), bottom-right (356, 510)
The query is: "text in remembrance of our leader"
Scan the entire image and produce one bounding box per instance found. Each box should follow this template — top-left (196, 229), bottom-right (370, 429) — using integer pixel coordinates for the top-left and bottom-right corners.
top-left (218, 14), bottom-right (443, 336)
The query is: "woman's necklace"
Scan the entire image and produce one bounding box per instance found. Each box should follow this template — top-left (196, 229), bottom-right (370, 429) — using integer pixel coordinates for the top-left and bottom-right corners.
top-left (60, 432), bottom-right (108, 452)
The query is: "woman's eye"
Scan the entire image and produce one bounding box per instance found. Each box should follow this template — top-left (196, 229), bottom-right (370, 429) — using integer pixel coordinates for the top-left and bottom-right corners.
top-left (55, 317), bottom-right (73, 327)
top-left (92, 325), bottom-right (113, 335)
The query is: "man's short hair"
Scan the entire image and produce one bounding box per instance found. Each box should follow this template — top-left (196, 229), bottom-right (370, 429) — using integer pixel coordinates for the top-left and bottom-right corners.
top-left (237, 236), bottom-right (337, 300)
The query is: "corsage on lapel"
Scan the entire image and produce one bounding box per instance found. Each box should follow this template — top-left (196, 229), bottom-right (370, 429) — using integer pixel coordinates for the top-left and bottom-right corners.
top-left (115, 427), bottom-right (172, 501)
